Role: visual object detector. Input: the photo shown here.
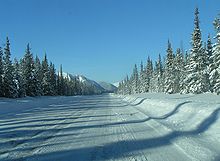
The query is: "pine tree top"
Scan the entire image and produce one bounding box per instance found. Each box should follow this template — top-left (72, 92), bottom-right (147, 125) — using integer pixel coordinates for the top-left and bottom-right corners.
top-left (194, 7), bottom-right (200, 29)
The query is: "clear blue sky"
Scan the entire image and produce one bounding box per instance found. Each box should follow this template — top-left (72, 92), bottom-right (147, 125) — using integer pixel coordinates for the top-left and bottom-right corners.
top-left (0, 0), bottom-right (220, 83)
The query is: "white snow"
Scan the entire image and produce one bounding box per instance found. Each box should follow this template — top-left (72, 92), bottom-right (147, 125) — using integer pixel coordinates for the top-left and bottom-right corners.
top-left (60, 72), bottom-right (71, 80)
top-left (0, 93), bottom-right (220, 161)
top-left (113, 82), bottom-right (120, 87)
top-left (78, 75), bottom-right (85, 83)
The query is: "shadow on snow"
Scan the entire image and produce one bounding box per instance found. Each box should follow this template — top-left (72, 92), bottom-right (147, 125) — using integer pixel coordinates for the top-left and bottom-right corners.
top-left (18, 107), bottom-right (220, 161)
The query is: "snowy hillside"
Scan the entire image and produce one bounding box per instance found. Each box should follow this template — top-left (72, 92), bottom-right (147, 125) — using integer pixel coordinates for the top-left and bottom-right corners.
top-left (98, 81), bottom-right (117, 93)
top-left (62, 72), bottom-right (72, 80)
top-left (74, 75), bottom-right (105, 91)
top-left (63, 73), bottom-right (106, 94)
top-left (63, 73), bottom-right (117, 93)
top-left (0, 93), bottom-right (220, 160)
top-left (113, 82), bottom-right (119, 87)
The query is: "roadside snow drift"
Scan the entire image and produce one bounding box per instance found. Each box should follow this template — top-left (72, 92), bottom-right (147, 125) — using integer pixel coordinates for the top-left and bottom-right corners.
top-left (0, 93), bottom-right (220, 161)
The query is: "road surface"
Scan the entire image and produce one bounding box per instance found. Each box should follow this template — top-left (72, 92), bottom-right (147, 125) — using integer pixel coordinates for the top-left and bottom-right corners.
top-left (0, 94), bottom-right (217, 161)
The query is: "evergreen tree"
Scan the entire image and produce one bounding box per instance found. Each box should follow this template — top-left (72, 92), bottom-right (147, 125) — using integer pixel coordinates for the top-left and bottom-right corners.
top-left (117, 81), bottom-right (123, 94)
top-left (14, 58), bottom-right (25, 97)
top-left (131, 64), bottom-right (139, 94)
top-left (42, 54), bottom-right (51, 95)
top-left (0, 37), bottom-right (98, 98)
top-left (184, 8), bottom-right (209, 94)
top-left (155, 54), bottom-right (164, 92)
top-left (146, 57), bottom-right (153, 92)
top-left (22, 44), bottom-right (38, 96)
top-left (63, 76), bottom-right (69, 96)
top-left (207, 35), bottom-right (216, 93)
top-left (2, 37), bottom-right (17, 98)
top-left (34, 56), bottom-right (43, 96)
top-left (185, 51), bottom-right (190, 66)
top-left (57, 72), bottom-right (60, 95)
top-left (149, 61), bottom-right (158, 92)
top-left (125, 75), bottom-right (131, 94)
top-left (174, 48), bottom-right (185, 93)
top-left (164, 40), bottom-right (175, 94)
top-left (212, 15), bottom-right (220, 94)
top-left (0, 47), bottom-right (3, 97)
top-left (207, 34), bottom-right (213, 65)
top-left (59, 65), bottom-right (65, 95)
top-left (49, 62), bottom-right (57, 95)
top-left (139, 61), bottom-right (145, 93)
top-left (149, 54), bottom-right (164, 93)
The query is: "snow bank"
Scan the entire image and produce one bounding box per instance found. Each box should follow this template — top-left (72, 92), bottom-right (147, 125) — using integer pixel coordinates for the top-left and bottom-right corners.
top-left (118, 93), bottom-right (220, 160)
top-left (120, 93), bottom-right (220, 131)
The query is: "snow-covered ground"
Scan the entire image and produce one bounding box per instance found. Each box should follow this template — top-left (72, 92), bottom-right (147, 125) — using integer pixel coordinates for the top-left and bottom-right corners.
top-left (0, 93), bottom-right (220, 161)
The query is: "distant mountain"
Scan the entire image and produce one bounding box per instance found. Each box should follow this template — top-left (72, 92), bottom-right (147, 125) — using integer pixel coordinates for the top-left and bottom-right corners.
top-left (63, 73), bottom-right (105, 94)
top-left (74, 75), bottom-right (106, 93)
top-left (113, 82), bottom-right (119, 87)
top-left (98, 82), bottom-right (117, 93)
top-left (62, 72), bottom-right (72, 80)
top-left (62, 73), bottom-right (118, 94)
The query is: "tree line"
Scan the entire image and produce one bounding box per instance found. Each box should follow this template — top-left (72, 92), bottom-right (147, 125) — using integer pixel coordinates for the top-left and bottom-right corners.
top-left (0, 38), bottom-right (98, 98)
top-left (117, 8), bottom-right (220, 95)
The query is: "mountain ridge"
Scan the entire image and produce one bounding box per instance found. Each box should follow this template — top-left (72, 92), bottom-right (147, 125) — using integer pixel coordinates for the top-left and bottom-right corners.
top-left (62, 73), bottom-right (117, 94)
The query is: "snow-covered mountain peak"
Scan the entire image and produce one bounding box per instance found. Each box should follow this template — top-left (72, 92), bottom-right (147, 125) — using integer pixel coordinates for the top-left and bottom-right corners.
top-left (60, 72), bottom-right (117, 94)
top-left (62, 72), bottom-right (71, 80)
top-left (98, 81), bottom-right (117, 93)
top-left (113, 82), bottom-right (119, 87)
top-left (74, 75), bottom-right (88, 83)
top-left (78, 75), bottom-right (85, 83)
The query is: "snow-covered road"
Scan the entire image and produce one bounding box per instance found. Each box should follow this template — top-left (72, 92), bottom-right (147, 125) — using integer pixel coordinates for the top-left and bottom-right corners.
top-left (0, 94), bottom-right (220, 161)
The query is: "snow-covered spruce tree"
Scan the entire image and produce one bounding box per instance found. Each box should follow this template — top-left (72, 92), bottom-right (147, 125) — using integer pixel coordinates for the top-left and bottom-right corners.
top-left (151, 54), bottom-right (164, 92)
top-left (207, 35), bottom-right (216, 92)
top-left (185, 51), bottom-right (190, 66)
top-left (139, 61), bottom-right (145, 93)
top-left (207, 34), bottom-right (213, 66)
top-left (118, 75), bottom-right (130, 95)
top-left (173, 48), bottom-right (185, 93)
top-left (2, 37), bottom-right (17, 98)
top-left (64, 78), bottom-right (70, 96)
top-left (49, 62), bottom-right (57, 95)
top-left (149, 61), bottom-right (157, 92)
top-left (117, 81), bottom-right (123, 94)
top-left (22, 44), bottom-right (38, 96)
top-left (212, 15), bottom-right (220, 95)
top-left (124, 75), bottom-right (131, 94)
top-left (118, 79), bottom-right (123, 94)
top-left (34, 56), bottom-right (43, 96)
top-left (130, 64), bottom-right (139, 94)
top-left (63, 76), bottom-right (69, 96)
top-left (57, 72), bottom-right (60, 95)
top-left (14, 58), bottom-right (25, 97)
top-left (146, 57), bottom-right (154, 92)
top-left (184, 8), bottom-right (209, 94)
top-left (164, 40), bottom-right (175, 94)
top-left (57, 64), bottom-right (65, 95)
top-left (180, 50), bottom-right (189, 93)
top-left (157, 54), bottom-right (164, 92)
top-left (42, 54), bottom-right (52, 96)
top-left (0, 47), bottom-right (3, 97)
top-left (124, 78), bottom-right (129, 94)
